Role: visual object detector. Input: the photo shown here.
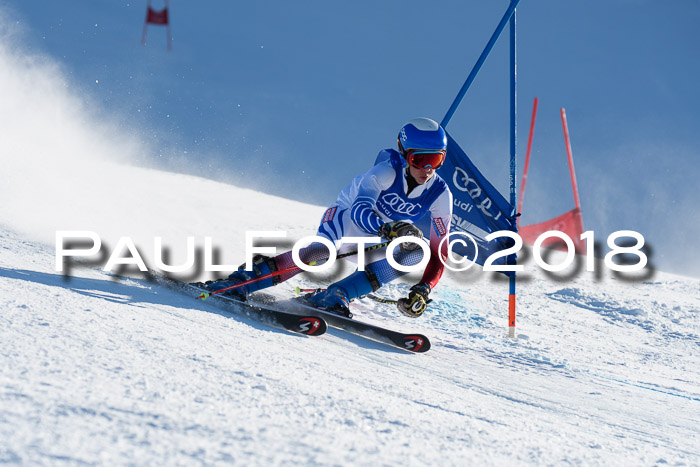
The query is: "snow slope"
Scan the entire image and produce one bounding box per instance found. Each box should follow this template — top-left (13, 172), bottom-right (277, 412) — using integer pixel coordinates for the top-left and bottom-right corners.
top-left (1, 19), bottom-right (699, 465)
top-left (1, 163), bottom-right (699, 465)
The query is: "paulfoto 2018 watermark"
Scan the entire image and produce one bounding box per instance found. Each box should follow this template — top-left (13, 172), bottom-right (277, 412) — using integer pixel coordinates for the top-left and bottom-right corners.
top-left (55, 229), bottom-right (649, 275)
top-left (442, 229), bottom-right (648, 273)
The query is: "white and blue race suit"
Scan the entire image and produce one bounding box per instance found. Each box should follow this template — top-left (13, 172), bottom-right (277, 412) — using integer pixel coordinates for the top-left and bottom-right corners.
top-left (316, 149), bottom-right (452, 289)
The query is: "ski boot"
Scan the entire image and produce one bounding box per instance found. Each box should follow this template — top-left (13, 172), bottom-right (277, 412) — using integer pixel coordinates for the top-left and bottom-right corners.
top-left (192, 255), bottom-right (279, 301)
top-left (307, 270), bottom-right (377, 318)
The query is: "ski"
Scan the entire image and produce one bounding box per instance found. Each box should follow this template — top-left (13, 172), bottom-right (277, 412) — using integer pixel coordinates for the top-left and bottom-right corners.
top-left (152, 275), bottom-right (328, 336)
top-left (147, 274), bottom-right (427, 349)
top-left (290, 299), bottom-right (431, 353)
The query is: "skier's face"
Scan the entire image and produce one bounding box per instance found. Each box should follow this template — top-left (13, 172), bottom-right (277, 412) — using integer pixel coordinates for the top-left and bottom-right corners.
top-left (409, 164), bottom-right (436, 184)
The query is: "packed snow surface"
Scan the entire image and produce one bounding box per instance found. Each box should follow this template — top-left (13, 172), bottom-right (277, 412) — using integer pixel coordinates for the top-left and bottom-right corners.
top-left (1, 163), bottom-right (699, 465)
top-left (0, 27), bottom-right (698, 464)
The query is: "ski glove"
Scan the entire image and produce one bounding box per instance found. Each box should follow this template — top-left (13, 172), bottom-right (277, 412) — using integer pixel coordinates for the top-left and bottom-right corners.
top-left (378, 220), bottom-right (423, 252)
top-left (397, 283), bottom-right (432, 318)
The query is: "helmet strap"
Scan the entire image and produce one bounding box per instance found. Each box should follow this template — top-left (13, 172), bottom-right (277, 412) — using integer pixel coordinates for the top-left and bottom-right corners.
top-left (405, 167), bottom-right (419, 195)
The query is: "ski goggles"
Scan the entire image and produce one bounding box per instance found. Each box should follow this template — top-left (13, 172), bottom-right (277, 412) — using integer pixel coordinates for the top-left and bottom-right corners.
top-left (406, 149), bottom-right (446, 170)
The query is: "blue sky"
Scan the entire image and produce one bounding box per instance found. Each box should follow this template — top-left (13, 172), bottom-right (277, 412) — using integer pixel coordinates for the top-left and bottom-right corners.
top-left (2, 0), bottom-right (699, 276)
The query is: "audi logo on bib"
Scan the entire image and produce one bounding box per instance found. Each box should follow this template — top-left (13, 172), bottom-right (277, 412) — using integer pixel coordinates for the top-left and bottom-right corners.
top-left (379, 193), bottom-right (422, 216)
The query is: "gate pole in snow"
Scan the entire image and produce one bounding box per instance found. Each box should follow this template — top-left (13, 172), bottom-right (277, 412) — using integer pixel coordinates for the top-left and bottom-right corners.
top-left (560, 109), bottom-right (581, 212)
top-left (439, 0), bottom-right (522, 338)
top-left (441, 0), bottom-right (522, 128)
top-left (508, 7), bottom-right (518, 339)
top-left (518, 97), bottom-right (539, 226)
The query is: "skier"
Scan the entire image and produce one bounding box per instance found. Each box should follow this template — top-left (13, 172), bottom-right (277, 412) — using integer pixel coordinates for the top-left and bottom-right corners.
top-left (199, 117), bottom-right (453, 318)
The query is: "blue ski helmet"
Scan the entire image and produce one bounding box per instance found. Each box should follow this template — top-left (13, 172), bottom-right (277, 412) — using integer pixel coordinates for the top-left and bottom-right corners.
top-left (397, 117), bottom-right (447, 155)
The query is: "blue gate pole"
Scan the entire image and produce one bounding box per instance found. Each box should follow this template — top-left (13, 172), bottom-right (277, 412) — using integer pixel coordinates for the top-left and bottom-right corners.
top-left (441, 0), bottom-right (522, 128)
top-left (508, 7), bottom-right (518, 339)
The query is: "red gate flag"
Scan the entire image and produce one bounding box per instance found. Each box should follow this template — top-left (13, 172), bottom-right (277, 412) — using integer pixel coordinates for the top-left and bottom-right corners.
top-left (146, 7), bottom-right (168, 25)
top-left (519, 207), bottom-right (584, 252)
top-left (518, 100), bottom-right (584, 253)
top-left (141, 0), bottom-right (172, 50)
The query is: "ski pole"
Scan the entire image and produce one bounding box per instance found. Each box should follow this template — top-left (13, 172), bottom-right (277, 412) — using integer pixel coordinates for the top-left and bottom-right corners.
top-left (198, 241), bottom-right (390, 300)
top-left (367, 294), bottom-right (398, 305)
top-left (294, 287), bottom-right (398, 306)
